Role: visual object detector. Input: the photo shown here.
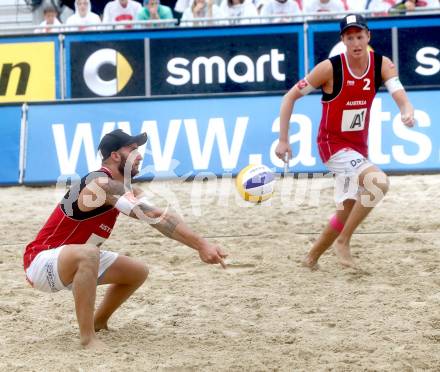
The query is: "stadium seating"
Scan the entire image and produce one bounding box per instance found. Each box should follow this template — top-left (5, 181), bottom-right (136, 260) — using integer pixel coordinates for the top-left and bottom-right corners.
top-left (0, 0), bottom-right (34, 30)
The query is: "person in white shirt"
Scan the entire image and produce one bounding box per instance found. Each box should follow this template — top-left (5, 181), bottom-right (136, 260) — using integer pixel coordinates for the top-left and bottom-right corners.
top-left (364, 0), bottom-right (396, 14)
top-left (303, 0), bottom-right (345, 13)
top-left (65, 0), bottom-right (101, 31)
top-left (220, 0), bottom-right (259, 24)
top-left (34, 5), bottom-right (62, 33)
top-left (181, 0), bottom-right (224, 26)
top-left (175, 0), bottom-right (192, 13)
top-left (260, 0), bottom-right (302, 23)
top-left (345, 0), bottom-right (367, 11)
top-left (103, 0), bottom-right (143, 26)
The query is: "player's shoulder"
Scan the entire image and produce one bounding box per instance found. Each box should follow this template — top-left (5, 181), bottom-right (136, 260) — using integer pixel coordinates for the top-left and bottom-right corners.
top-left (84, 170), bottom-right (110, 181)
top-left (378, 55), bottom-right (397, 74)
top-left (381, 55), bottom-right (393, 65)
top-left (306, 59), bottom-right (334, 88)
top-left (311, 58), bottom-right (333, 76)
top-left (80, 170), bottom-right (112, 193)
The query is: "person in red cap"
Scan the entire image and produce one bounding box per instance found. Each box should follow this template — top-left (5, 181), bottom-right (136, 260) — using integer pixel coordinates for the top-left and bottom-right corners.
top-left (24, 129), bottom-right (227, 349)
top-left (275, 14), bottom-right (415, 269)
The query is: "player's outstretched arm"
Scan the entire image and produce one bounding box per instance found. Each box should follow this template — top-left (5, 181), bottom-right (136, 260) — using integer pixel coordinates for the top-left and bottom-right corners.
top-left (382, 56), bottom-right (415, 127)
top-left (81, 177), bottom-right (227, 268)
top-left (275, 60), bottom-right (332, 162)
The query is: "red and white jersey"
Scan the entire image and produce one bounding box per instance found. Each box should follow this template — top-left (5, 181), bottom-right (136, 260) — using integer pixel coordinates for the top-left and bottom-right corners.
top-left (23, 168), bottom-right (120, 270)
top-left (317, 50), bottom-right (383, 163)
top-left (102, 0), bottom-right (142, 24)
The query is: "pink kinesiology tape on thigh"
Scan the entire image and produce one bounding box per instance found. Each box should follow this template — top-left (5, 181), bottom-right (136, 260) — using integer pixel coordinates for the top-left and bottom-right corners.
top-left (329, 215), bottom-right (344, 233)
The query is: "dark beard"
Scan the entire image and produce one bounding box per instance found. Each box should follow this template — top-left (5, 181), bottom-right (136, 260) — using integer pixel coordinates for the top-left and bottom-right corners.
top-left (118, 154), bottom-right (138, 179)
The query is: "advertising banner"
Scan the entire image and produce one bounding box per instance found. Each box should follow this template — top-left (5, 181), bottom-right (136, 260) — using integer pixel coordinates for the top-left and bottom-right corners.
top-left (0, 41), bottom-right (57, 103)
top-left (0, 105), bottom-right (22, 185)
top-left (398, 26), bottom-right (440, 89)
top-left (64, 25), bottom-right (303, 98)
top-left (69, 40), bottom-right (146, 98)
top-left (150, 32), bottom-right (300, 95)
top-left (24, 90), bottom-right (440, 184)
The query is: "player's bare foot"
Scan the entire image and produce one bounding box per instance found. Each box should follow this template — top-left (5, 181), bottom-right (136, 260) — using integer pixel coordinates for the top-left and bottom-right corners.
top-left (94, 319), bottom-right (109, 332)
top-left (81, 336), bottom-right (107, 350)
top-left (334, 240), bottom-right (356, 268)
top-left (301, 255), bottom-right (320, 271)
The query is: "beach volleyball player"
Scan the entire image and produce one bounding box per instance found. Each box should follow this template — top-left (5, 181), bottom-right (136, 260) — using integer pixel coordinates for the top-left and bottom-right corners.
top-left (275, 14), bottom-right (415, 269)
top-left (23, 129), bottom-right (227, 349)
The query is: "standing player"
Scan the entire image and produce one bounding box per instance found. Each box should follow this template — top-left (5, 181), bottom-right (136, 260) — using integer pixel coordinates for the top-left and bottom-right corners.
top-left (275, 14), bottom-right (415, 269)
top-left (24, 129), bottom-right (227, 349)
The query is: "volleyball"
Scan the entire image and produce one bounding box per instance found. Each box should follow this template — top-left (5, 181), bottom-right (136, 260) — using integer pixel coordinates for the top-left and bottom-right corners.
top-left (236, 164), bottom-right (276, 203)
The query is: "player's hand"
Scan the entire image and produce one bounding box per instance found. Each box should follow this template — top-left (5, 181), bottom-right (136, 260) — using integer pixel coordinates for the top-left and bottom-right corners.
top-left (148, 5), bottom-right (159, 17)
top-left (275, 141), bottom-right (292, 162)
top-left (198, 243), bottom-right (227, 269)
top-left (401, 107), bottom-right (415, 127)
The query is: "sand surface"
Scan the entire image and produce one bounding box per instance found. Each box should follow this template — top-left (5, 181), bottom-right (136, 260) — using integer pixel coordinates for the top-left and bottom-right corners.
top-left (0, 174), bottom-right (439, 371)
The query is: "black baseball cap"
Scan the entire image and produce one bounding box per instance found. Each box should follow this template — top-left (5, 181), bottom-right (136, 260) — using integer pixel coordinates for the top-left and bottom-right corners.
top-left (98, 129), bottom-right (148, 159)
top-left (340, 14), bottom-right (369, 35)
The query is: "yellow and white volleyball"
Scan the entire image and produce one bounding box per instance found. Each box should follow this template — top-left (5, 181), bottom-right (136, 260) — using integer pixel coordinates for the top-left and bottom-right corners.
top-left (236, 164), bottom-right (276, 203)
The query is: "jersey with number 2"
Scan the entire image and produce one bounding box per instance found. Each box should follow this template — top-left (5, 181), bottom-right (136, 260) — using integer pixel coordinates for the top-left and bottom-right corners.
top-left (317, 51), bottom-right (382, 163)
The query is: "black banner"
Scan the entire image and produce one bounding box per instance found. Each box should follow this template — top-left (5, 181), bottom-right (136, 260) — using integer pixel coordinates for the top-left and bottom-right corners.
top-left (149, 33), bottom-right (299, 95)
top-left (312, 29), bottom-right (393, 67)
top-left (70, 40), bottom-right (146, 98)
top-left (398, 27), bottom-right (440, 89)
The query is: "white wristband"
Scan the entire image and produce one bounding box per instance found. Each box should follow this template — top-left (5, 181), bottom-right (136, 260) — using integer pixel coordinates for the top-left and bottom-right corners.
top-left (385, 76), bottom-right (404, 95)
top-left (115, 192), bottom-right (138, 215)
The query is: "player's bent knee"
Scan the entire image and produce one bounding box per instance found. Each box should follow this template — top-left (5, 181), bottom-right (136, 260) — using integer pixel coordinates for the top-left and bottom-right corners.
top-left (141, 265), bottom-right (149, 282)
top-left (374, 173), bottom-right (389, 196)
top-left (134, 263), bottom-right (149, 284)
top-left (121, 258), bottom-right (149, 285)
top-left (363, 171), bottom-right (389, 197)
top-left (75, 245), bottom-right (100, 267)
top-left (382, 176), bottom-right (390, 195)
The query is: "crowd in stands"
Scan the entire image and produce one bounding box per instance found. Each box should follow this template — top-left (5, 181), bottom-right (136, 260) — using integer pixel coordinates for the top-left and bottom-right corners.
top-left (32, 0), bottom-right (440, 32)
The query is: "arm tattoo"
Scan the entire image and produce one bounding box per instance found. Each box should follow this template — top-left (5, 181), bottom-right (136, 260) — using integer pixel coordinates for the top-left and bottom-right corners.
top-left (102, 179), bottom-right (181, 238)
top-left (128, 202), bottom-right (180, 238)
top-left (153, 213), bottom-right (181, 238)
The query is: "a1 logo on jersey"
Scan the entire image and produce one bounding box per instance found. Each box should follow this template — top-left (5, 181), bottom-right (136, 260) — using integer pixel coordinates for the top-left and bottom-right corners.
top-left (341, 108), bottom-right (367, 132)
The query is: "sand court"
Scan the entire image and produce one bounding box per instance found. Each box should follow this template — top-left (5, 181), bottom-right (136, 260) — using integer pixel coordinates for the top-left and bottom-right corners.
top-left (0, 174), bottom-right (439, 370)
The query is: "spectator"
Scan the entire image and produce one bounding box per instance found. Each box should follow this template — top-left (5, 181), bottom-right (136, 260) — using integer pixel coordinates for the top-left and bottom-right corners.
top-left (220, 0), bottom-right (259, 24)
top-left (174, 0), bottom-right (191, 15)
top-left (256, 0), bottom-right (301, 12)
top-left (65, 0), bottom-right (101, 30)
top-left (389, 0), bottom-right (438, 12)
top-left (365, 0), bottom-right (396, 14)
top-left (137, 0), bottom-right (174, 20)
top-left (345, 0), bottom-right (368, 10)
top-left (180, 0), bottom-right (224, 26)
top-left (403, 0), bottom-right (439, 9)
top-left (34, 4), bottom-right (62, 33)
top-left (303, 0), bottom-right (345, 14)
top-left (102, 0), bottom-right (143, 26)
top-left (260, 0), bottom-right (302, 23)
